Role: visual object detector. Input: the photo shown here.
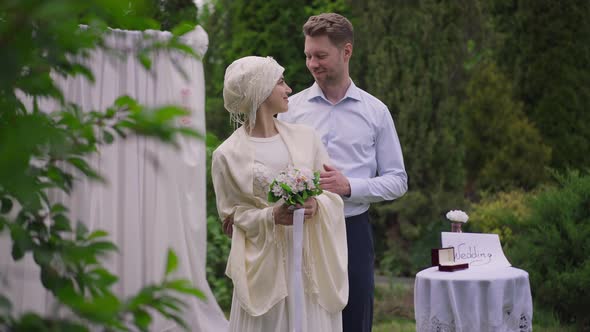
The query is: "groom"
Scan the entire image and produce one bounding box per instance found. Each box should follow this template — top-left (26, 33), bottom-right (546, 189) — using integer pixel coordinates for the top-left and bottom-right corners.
top-left (224, 13), bottom-right (407, 332)
top-left (278, 13), bottom-right (407, 332)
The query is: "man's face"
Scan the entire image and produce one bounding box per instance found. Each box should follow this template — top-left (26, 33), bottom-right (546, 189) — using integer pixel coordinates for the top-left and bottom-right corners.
top-left (304, 35), bottom-right (349, 86)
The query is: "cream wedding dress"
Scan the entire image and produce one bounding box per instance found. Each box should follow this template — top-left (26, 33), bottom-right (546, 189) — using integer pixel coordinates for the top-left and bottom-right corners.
top-left (227, 134), bottom-right (343, 332)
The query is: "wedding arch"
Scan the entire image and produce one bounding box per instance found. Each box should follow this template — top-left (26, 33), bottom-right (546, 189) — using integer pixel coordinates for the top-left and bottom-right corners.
top-left (0, 26), bottom-right (228, 331)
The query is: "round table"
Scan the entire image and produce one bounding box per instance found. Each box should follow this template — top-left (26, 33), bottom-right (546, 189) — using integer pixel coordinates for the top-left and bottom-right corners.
top-left (414, 266), bottom-right (533, 332)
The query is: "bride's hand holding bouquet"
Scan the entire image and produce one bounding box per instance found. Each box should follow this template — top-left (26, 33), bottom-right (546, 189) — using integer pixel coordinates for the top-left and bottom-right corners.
top-left (268, 166), bottom-right (322, 224)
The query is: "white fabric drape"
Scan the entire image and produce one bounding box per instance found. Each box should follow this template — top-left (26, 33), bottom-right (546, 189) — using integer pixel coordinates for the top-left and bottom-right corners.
top-left (0, 26), bottom-right (228, 332)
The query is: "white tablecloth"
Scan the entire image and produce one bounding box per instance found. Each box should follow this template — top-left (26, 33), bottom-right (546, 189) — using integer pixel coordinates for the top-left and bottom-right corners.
top-left (414, 266), bottom-right (533, 332)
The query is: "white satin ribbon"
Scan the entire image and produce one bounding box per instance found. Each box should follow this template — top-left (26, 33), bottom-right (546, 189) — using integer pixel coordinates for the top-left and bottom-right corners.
top-left (292, 208), bottom-right (305, 332)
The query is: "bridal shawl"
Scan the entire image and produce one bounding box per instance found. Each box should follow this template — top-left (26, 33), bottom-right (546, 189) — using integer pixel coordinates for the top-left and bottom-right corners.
top-left (211, 120), bottom-right (349, 316)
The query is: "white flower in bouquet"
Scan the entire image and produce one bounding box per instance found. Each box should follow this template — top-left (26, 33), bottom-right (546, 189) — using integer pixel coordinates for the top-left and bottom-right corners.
top-left (268, 166), bottom-right (322, 206)
top-left (446, 210), bottom-right (469, 223)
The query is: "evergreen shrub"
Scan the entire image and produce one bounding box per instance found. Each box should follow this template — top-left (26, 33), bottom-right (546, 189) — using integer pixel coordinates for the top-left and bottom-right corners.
top-left (467, 189), bottom-right (532, 250)
top-left (510, 171), bottom-right (590, 330)
top-left (205, 133), bottom-right (232, 313)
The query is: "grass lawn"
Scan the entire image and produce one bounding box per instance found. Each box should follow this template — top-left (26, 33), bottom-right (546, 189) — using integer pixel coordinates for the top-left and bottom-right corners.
top-left (374, 318), bottom-right (416, 332)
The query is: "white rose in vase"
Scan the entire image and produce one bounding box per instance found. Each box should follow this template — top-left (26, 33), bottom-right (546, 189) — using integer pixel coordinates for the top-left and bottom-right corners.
top-left (446, 210), bottom-right (468, 233)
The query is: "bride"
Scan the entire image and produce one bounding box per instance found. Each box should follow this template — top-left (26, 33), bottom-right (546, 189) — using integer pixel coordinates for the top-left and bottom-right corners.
top-left (211, 56), bottom-right (348, 332)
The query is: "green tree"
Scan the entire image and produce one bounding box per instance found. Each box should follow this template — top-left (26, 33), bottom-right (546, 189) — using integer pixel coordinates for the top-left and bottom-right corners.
top-left (490, 0), bottom-right (590, 170)
top-left (352, 0), bottom-right (487, 275)
top-left (148, 0), bottom-right (198, 31)
top-left (0, 1), bottom-right (204, 330)
top-left (461, 62), bottom-right (551, 193)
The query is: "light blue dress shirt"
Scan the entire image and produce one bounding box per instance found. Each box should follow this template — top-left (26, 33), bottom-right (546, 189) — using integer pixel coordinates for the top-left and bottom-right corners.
top-left (278, 80), bottom-right (408, 217)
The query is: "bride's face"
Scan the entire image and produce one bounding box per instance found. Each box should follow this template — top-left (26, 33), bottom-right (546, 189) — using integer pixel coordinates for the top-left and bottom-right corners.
top-left (261, 76), bottom-right (292, 115)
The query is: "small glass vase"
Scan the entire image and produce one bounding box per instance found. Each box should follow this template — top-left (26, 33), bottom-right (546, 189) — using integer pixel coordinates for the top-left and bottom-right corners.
top-left (451, 222), bottom-right (463, 233)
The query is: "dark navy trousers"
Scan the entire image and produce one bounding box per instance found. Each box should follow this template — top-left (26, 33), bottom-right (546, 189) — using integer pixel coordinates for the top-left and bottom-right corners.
top-left (342, 211), bottom-right (374, 332)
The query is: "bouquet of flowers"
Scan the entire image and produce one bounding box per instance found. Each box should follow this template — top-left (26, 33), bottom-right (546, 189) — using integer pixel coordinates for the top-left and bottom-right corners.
top-left (268, 166), bottom-right (321, 332)
top-left (268, 166), bottom-right (323, 206)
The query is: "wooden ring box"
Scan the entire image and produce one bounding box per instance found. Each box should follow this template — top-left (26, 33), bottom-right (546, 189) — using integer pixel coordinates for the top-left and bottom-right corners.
top-left (431, 247), bottom-right (469, 272)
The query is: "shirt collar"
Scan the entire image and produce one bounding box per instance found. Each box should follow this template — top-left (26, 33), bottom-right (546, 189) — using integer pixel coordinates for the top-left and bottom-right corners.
top-left (308, 79), bottom-right (362, 104)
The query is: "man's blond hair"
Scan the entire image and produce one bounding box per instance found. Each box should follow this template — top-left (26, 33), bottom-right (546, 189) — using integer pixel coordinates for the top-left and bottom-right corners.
top-left (303, 13), bottom-right (353, 47)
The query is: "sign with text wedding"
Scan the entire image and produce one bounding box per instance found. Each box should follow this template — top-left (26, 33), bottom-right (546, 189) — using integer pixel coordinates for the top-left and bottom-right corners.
top-left (441, 232), bottom-right (511, 268)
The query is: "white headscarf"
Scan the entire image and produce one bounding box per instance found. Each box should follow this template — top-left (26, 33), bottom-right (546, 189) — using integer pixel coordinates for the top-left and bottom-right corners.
top-left (223, 56), bottom-right (285, 130)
